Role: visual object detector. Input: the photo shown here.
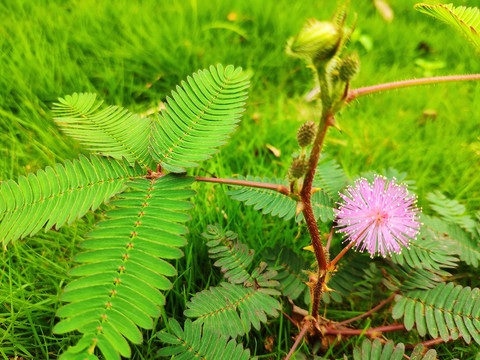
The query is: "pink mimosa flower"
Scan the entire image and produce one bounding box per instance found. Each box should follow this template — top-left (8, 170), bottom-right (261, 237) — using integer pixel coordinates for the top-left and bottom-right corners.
top-left (334, 176), bottom-right (421, 257)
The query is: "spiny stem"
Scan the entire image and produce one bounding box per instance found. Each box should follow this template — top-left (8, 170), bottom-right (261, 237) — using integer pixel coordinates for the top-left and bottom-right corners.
top-left (333, 293), bottom-right (396, 328)
top-left (324, 323), bottom-right (405, 336)
top-left (301, 116), bottom-right (331, 320)
top-left (300, 68), bottom-right (334, 321)
top-left (285, 320), bottom-right (311, 360)
top-left (347, 74), bottom-right (480, 102)
top-left (195, 176), bottom-right (290, 195)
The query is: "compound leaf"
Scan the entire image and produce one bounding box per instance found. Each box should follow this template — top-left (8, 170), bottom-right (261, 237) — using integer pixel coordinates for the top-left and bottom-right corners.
top-left (422, 214), bottom-right (480, 268)
top-left (55, 175), bottom-right (195, 360)
top-left (392, 283), bottom-right (480, 345)
top-left (426, 191), bottom-right (476, 233)
top-left (150, 64), bottom-right (249, 173)
top-left (415, 3), bottom-right (480, 52)
top-left (202, 224), bottom-right (254, 284)
top-left (52, 93), bottom-right (153, 167)
top-left (157, 319), bottom-right (255, 360)
top-left (351, 339), bottom-right (436, 360)
top-left (0, 155), bottom-right (142, 246)
top-left (184, 280), bottom-right (281, 338)
top-left (389, 221), bottom-right (458, 271)
top-left (227, 176), bottom-right (335, 222)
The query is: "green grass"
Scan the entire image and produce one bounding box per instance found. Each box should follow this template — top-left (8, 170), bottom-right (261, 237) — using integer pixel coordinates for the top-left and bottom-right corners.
top-left (1, 0), bottom-right (479, 358)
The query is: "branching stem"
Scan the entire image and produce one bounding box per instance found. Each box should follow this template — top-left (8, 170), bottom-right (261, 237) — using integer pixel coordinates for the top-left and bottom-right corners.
top-left (195, 176), bottom-right (290, 195)
top-left (285, 320), bottom-right (311, 360)
top-left (324, 323), bottom-right (405, 336)
top-left (405, 335), bottom-right (455, 349)
top-left (333, 293), bottom-right (396, 328)
top-left (347, 74), bottom-right (480, 102)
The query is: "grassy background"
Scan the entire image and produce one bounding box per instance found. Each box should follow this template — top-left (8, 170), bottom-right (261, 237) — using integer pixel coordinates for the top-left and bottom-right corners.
top-left (0, 0), bottom-right (479, 358)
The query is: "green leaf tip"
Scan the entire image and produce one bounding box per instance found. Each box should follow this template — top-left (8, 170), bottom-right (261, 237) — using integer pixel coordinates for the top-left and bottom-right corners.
top-left (415, 3), bottom-right (480, 52)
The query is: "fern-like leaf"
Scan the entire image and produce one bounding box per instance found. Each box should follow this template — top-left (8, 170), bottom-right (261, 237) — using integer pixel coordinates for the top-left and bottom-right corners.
top-left (384, 262), bottom-right (449, 292)
top-left (150, 64), bottom-right (249, 173)
top-left (202, 224), bottom-right (254, 284)
top-left (227, 176), bottom-right (335, 222)
top-left (422, 214), bottom-right (480, 267)
top-left (0, 155), bottom-right (142, 247)
top-left (351, 339), bottom-right (436, 360)
top-left (184, 269), bottom-right (281, 338)
top-left (53, 93), bottom-right (153, 167)
top-left (415, 3), bottom-right (480, 52)
top-left (227, 176), bottom-right (297, 220)
top-left (314, 155), bottom-right (350, 202)
top-left (54, 175), bottom-right (195, 359)
top-left (426, 191), bottom-right (476, 232)
top-left (157, 318), bottom-right (255, 360)
top-left (389, 224), bottom-right (458, 271)
top-left (264, 247), bottom-right (309, 301)
top-left (392, 282), bottom-right (480, 345)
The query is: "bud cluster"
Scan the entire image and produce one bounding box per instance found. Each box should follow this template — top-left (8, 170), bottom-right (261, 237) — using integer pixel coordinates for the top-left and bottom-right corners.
top-left (288, 157), bottom-right (307, 180)
top-left (286, 19), bottom-right (342, 63)
top-left (297, 121), bottom-right (317, 148)
top-left (338, 53), bottom-right (360, 82)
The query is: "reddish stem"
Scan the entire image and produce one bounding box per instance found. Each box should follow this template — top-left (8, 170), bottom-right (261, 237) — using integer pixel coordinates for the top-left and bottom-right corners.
top-left (326, 227), bottom-right (334, 252)
top-left (329, 238), bottom-right (357, 268)
top-left (285, 320), bottom-right (311, 360)
top-left (347, 74), bottom-right (480, 102)
top-left (333, 293), bottom-right (396, 328)
top-left (300, 115), bottom-right (332, 319)
top-left (405, 335), bottom-right (455, 349)
top-left (324, 323), bottom-right (405, 336)
top-left (195, 176), bottom-right (290, 195)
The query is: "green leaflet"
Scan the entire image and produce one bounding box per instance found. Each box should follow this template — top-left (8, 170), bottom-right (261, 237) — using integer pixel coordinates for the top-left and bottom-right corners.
top-left (55, 175), bottom-right (195, 360)
top-left (52, 93), bottom-right (153, 167)
top-left (226, 156), bottom-right (346, 222)
top-left (227, 176), bottom-right (297, 220)
top-left (314, 155), bottom-right (350, 202)
top-left (226, 176), bottom-right (335, 222)
top-left (150, 64), bottom-right (250, 173)
top-left (422, 214), bottom-right (480, 268)
top-left (184, 281), bottom-right (281, 339)
top-left (0, 155), bottom-right (142, 246)
top-left (415, 3), bottom-right (480, 52)
top-left (426, 191), bottom-right (476, 233)
top-left (389, 218), bottom-right (459, 271)
top-left (202, 224), bottom-right (255, 284)
top-left (392, 283), bottom-right (480, 345)
top-left (351, 339), bottom-right (436, 360)
top-left (157, 319), bottom-right (256, 360)
top-left (184, 227), bottom-right (281, 339)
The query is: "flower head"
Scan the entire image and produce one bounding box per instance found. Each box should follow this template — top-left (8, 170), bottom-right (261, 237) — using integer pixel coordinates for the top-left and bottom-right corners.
top-left (334, 176), bottom-right (421, 257)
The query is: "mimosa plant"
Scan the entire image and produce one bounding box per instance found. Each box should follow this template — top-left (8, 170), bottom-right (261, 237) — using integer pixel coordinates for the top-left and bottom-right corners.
top-left (1, 2), bottom-right (480, 359)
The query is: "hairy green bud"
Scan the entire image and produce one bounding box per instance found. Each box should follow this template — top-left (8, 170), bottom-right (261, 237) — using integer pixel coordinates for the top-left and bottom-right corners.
top-left (288, 158), bottom-right (307, 180)
top-left (297, 121), bottom-right (317, 147)
top-left (286, 19), bottom-right (342, 62)
top-left (339, 53), bottom-right (360, 82)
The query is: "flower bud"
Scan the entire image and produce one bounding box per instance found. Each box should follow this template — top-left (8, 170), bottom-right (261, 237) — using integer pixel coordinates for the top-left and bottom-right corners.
top-left (297, 121), bottom-right (317, 147)
top-left (288, 158), bottom-right (307, 180)
top-left (286, 19), bottom-right (342, 62)
top-left (339, 53), bottom-right (360, 82)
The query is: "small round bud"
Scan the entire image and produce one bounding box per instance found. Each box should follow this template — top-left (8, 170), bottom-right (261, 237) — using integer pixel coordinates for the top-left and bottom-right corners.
top-left (297, 121), bottom-right (317, 147)
top-left (288, 158), bottom-right (307, 180)
top-left (339, 53), bottom-right (360, 82)
top-left (286, 19), bottom-right (342, 62)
